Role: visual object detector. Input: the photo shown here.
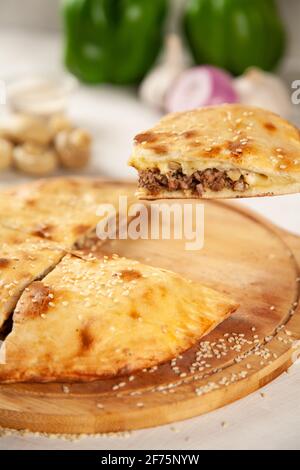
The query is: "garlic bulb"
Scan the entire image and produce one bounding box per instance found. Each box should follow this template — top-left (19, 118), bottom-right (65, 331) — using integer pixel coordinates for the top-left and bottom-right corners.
top-left (234, 68), bottom-right (292, 119)
top-left (139, 34), bottom-right (188, 110)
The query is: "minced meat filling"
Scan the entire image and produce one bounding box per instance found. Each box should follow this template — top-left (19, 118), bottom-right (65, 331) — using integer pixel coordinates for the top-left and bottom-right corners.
top-left (138, 168), bottom-right (249, 195)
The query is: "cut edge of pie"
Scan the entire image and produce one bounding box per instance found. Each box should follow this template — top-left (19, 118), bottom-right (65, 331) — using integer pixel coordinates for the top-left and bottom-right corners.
top-left (129, 104), bottom-right (300, 199)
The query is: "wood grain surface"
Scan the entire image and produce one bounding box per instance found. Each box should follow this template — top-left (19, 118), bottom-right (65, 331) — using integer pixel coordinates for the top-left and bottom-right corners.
top-left (0, 183), bottom-right (299, 434)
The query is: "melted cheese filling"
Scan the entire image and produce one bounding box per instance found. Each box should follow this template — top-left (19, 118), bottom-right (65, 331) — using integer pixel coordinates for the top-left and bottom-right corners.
top-left (130, 156), bottom-right (294, 189)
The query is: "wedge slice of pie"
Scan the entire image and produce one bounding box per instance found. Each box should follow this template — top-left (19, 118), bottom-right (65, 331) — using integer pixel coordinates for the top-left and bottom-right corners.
top-left (129, 104), bottom-right (300, 199)
top-left (0, 226), bottom-right (63, 330)
top-left (0, 255), bottom-right (238, 383)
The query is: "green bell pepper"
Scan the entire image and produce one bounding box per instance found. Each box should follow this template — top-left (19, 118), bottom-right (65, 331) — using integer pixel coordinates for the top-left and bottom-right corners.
top-left (184, 0), bottom-right (286, 76)
top-left (62, 0), bottom-right (167, 84)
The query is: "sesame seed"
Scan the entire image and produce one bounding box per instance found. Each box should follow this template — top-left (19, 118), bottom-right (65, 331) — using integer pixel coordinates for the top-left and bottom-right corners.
top-left (170, 426), bottom-right (180, 433)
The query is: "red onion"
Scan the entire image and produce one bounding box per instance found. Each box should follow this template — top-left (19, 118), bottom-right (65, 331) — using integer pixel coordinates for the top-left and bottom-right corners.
top-left (165, 66), bottom-right (238, 113)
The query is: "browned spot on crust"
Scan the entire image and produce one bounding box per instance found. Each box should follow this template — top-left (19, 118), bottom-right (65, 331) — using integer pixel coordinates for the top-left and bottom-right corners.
top-left (32, 224), bottom-right (53, 239)
top-left (92, 181), bottom-right (107, 189)
top-left (119, 269), bottom-right (141, 282)
top-left (142, 287), bottom-right (153, 302)
top-left (264, 122), bottom-right (277, 132)
top-left (129, 309), bottom-right (141, 320)
top-left (0, 258), bottom-right (10, 268)
top-left (14, 281), bottom-right (52, 322)
top-left (135, 132), bottom-right (158, 144)
top-left (203, 145), bottom-right (222, 157)
top-left (73, 224), bottom-right (90, 236)
top-left (150, 144), bottom-right (168, 155)
top-left (9, 233), bottom-right (23, 245)
top-left (159, 285), bottom-right (167, 298)
top-left (25, 198), bottom-right (37, 207)
top-left (227, 141), bottom-right (244, 158)
top-left (79, 326), bottom-right (94, 352)
top-left (65, 179), bottom-right (80, 187)
top-left (183, 130), bottom-right (198, 139)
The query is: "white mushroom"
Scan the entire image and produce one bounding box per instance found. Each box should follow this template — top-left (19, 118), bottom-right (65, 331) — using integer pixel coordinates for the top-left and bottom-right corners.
top-left (0, 138), bottom-right (13, 171)
top-left (0, 113), bottom-right (52, 146)
top-left (48, 113), bottom-right (72, 136)
top-left (13, 143), bottom-right (58, 176)
top-left (55, 128), bottom-right (91, 169)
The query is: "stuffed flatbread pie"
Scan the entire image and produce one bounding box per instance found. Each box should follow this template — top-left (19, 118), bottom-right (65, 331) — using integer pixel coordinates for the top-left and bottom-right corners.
top-left (0, 255), bottom-right (238, 383)
top-left (129, 104), bottom-right (300, 199)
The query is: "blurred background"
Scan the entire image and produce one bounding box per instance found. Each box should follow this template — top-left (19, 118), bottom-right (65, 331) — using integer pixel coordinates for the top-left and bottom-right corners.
top-left (0, 0), bottom-right (300, 191)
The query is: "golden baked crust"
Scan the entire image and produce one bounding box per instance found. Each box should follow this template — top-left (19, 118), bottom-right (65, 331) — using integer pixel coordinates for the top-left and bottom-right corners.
top-left (0, 255), bottom-right (238, 383)
top-left (0, 178), bottom-right (134, 330)
top-left (0, 226), bottom-right (64, 329)
top-left (129, 104), bottom-right (300, 199)
top-left (0, 177), bottom-right (133, 246)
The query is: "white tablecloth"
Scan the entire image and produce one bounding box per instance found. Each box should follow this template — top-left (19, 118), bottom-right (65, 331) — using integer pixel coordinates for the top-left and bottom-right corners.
top-left (0, 30), bottom-right (299, 450)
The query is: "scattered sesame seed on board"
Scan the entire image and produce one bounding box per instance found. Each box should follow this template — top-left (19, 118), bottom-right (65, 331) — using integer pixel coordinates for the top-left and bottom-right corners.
top-left (170, 426), bottom-right (180, 433)
top-left (0, 426), bottom-right (133, 440)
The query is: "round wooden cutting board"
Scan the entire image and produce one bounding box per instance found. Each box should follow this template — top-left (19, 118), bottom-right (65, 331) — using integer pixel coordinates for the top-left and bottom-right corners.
top-left (0, 182), bottom-right (300, 434)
